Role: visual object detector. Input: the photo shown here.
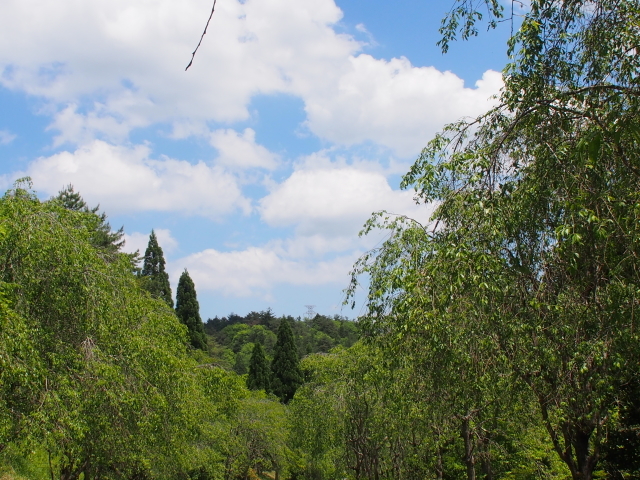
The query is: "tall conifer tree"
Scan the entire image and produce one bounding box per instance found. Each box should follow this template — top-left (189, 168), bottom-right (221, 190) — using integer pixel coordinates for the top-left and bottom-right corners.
top-left (247, 343), bottom-right (271, 392)
top-left (54, 184), bottom-right (125, 255)
top-left (175, 269), bottom-right (207, 350)
top-left (271, 319), bottom-right (302, 403)
top-left (140, 230), bottom-right (173, 308)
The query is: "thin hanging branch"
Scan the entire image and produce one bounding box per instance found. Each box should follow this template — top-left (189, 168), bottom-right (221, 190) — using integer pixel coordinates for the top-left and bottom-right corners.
top-left (185, 0), bottom-right (218, 71)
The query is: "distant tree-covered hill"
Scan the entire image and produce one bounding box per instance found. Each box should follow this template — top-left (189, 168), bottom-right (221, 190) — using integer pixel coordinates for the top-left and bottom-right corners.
top-left (204, 309), bottom-right (359, 374)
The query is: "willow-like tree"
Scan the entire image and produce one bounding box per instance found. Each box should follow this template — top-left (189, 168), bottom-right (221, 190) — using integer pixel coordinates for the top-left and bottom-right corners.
top-left (270, 320), bottom-right (302, 403)
top-left (175, 269), bottom-right (207, 350)
top-left (140, 230), bottom-right (173, 308)
top-left (0, 181), bottom-right (214, 478)
top-left (348, 2), bottom-right (640, 479)
top-left (247, 343), bottom-right (270, 392)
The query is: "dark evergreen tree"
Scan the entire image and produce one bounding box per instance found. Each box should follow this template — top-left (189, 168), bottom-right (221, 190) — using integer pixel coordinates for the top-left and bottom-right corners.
top-left (53, 184), bottom-right (125, 255)
top-left (270, 319), bottom-right (302, 403)
top-left (246, 343), bottom-right (271, 392)
top-left (175, 269), bottom-right (207, 350)
top-left (140, 230), bottom-right (173, 308)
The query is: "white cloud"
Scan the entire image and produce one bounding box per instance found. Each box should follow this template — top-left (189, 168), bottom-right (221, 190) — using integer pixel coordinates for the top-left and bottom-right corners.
top-left (210, 128), bottom-right (278, 170)
top-left (47, 104), bottom-right (137, 147)
top-left (0, 0), bottom-right (358, 140)
top-left (27, 140), bottom-right (251, 217)
top-left (0, 130), bottom-right (16, 145)
top-left (301, 58), bottom-right (502, 157)
top-left (173, 244), bottom-right (357, 297)
top-left (123, 228), bottom-right (178, 255)
top-left (0, 0), bottom-right (500, 157)
top-left (259, 157), bottom-right (433, 236)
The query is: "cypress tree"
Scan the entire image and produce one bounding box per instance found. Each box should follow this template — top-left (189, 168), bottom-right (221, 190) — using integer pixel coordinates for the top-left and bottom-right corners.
top-left (140, 230), bottom-right (173, 308)
top-left (247, 343), bottom-right (271, 392)
top-left (270, 319), bottom-right (302, 403)
top-left (175, 269), bottom-right (207, 350)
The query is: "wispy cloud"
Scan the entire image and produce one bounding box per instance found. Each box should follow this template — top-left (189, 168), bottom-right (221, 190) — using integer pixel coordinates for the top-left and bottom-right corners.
top-left (0, 130), bottom-right (16, 145)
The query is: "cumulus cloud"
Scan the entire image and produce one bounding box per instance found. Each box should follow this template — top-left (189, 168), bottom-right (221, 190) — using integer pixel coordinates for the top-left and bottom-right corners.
top-left (0, 0), bottom-right (500, 157)
top-left (174, 244), bottom-right (358, 297)
top-left (0, 0), bottom-right (504, 313)
top-left (47, 104), bottom-right (138, 147)
top-left (0, 0), bottom-right (357, 137)
top-left (210, 128), bottom-right (278, 170)
top-left (259, 157), bottom-right (433, 236)
top-left (302, 58), bottom-right (503, 157)
top-left (123, 228), bottom-right (178, 255)
top-left (27, 140), bottom-right (251, 217)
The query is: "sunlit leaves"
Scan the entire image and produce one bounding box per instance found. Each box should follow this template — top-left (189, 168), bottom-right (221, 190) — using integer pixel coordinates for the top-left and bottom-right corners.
top-left (348, 1), bottom-right (640, 478)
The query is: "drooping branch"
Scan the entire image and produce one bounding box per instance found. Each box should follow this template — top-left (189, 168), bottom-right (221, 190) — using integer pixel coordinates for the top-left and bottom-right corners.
top-left (185, 0), bottom-right (218, 71)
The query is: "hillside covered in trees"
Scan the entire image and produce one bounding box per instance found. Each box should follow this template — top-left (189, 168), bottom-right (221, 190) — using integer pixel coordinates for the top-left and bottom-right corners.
top-left (204, 311), bottom-right (359, 374)
top-left (2, 0), bottom-right (640, 479)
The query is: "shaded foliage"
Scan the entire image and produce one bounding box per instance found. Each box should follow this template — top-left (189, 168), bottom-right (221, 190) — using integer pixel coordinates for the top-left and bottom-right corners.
top-left (246, 343), bottom-right (271, 393)
top-left (204, 311), bottom-right (358, 374)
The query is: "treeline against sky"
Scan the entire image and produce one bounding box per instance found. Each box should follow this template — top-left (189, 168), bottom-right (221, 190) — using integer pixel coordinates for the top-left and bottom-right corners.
top-left (204, 310), bottom-right (359, 374)
top-left (0, 181), bottom-right (576, 480)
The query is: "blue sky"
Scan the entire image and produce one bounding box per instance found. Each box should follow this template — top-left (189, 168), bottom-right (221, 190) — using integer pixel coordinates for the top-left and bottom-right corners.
top-left (0, 0), bottom-right (512, 320)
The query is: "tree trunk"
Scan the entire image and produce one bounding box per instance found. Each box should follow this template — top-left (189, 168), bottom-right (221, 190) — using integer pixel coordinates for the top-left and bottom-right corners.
top-left (480, 436), bottom-right (493, 480)
top-left (461, 417), bottom-right (476, 480)
top-left (435, 445), bottom-right (444, 480)
top-left (572, 429), bottom-right (597, 480)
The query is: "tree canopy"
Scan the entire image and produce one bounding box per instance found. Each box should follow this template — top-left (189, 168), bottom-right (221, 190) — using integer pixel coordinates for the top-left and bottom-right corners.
top-left (52, 184), bottom-right (125, 257)
top-left (347, 1), bottom-right (640, 479)
top-left (3, 2), bottom-right (640, 479)
top-left (0, 181), bottom-right (215, 478)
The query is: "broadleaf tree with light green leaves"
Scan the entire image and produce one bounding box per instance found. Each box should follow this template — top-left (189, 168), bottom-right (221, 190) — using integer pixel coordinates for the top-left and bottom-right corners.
top-left (347, 1), bottom-right (640, 479)
top-left (0, 180), bottom-right (244, 479)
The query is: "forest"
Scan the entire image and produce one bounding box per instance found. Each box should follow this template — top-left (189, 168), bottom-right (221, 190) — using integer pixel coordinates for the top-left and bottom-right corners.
top-left (2, 0), bottom-right (640, 479)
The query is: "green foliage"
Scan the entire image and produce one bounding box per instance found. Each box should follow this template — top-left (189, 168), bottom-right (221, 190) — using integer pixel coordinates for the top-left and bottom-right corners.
top-left (176, 269), bottom-right (207, 351)
top-left (220, 392), bottom-right (291, 480)
top-left (6, 2), bottom-right (640, 478)
top-left (52, 184), bottom-right (125, 258)
top-left (599, 378), bottom-right (640, 478)
top-left (205, 311), bottom-right (358, 369)
top-left (270, 320), bottom-right (303, 404)
top-left (0, 181), bottom-right (222, 478)
top-left (291, 343), bottom-right (570, 480)
top-left (0, 181), bottom-right (265, 480)
top-left (247, 343), bottom-right (271, 393)
top-left (348, 1), bottom-right (640, 479)
top-left (140, 230), bottom-right (173, 308)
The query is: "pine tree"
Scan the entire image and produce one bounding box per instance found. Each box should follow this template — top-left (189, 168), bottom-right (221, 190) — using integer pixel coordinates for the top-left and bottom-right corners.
top-left (54, 184), bottom-right (125, 255)
top-left (270, 319), bottom-right (302, 403)
top-left (247, 343), bottom-right (271, 392)
top-left (140, 230), bottom-right (173, 308)
top-left (175, 269), bottom-right (207, 350)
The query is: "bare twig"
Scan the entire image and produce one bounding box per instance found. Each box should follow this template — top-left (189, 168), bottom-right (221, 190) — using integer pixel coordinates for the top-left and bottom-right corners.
top-left (185, 0), bottom-right (218, 71)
